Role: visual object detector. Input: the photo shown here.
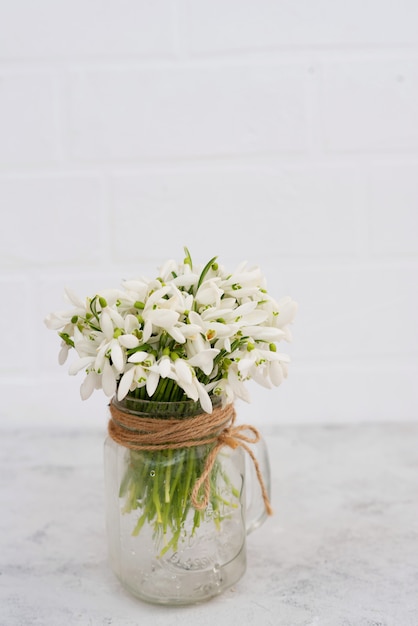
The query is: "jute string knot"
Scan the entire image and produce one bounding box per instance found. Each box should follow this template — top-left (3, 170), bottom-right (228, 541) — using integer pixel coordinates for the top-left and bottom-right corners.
top-left (108, 401), bottom-right (273, 516)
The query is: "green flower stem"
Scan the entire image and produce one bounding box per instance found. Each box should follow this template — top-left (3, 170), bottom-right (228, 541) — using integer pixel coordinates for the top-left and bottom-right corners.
top-left (164, 449), bottom-right (172, 503)
top-left (119, 441), bottom-right (239, 555)
top-left (116, 392), bottom-right (241, 555)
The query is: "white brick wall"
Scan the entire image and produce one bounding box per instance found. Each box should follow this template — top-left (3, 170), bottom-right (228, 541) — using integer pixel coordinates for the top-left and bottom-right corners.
top-left (69, 65), bottom-right (308, 159)
top-left (1, 1), bottom-right (417, 428)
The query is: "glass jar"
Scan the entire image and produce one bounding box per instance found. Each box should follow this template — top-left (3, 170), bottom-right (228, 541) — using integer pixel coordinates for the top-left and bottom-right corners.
top-left (104, 396), bottom-right (271, 605)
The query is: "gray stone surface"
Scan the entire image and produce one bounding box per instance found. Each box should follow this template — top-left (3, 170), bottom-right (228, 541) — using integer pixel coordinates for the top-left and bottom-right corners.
top-left (1, 423), bottom-right (417, 626)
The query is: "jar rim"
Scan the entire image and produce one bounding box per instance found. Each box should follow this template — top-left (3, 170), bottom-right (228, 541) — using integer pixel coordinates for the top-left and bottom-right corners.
top-left (111, 394), bottom-right (221, 418)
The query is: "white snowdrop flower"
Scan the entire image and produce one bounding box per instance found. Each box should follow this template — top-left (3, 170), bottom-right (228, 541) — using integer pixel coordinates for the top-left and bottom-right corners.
top-left (225, 365), bottom-right (251, 403)
top-left (185, 332), bottom-right (213, 360)
top-left (116, 366), bottom-right (136, 401)
top-left (117, 352), bottom-right (150, 401)
top-left (273, 297), bottom-right (298, 340)
top-left (102, 359), bottom-right (118, 397)
top-left (195, 280), bottom-right (224, 308)
top-left (188, 310), bottom-right (237, 345)
top-left (44, 312), bottom-right (73, 331)
top-left (68, 355), bottom-right (96, 376)
top-left (45, 248), bottom-right (297, 412)
top-left (186, 349), bottom-right (220, 377)
top-left (80, 371), bottom-right (102, 400)
top-left (121, 279), bottom-right (150, 302)
top-left (194, 379), bottom-right (213, 414)
top-left (58, 344), bottom-right (70, 365)
top-left (269, 359), bottom-right (285, 386)
top-left (240, 325), bottom-right (285, 342)
top-left (142, 308), bottom-right (181, 343)
top-left (212, 378), bottom-right (235, 407)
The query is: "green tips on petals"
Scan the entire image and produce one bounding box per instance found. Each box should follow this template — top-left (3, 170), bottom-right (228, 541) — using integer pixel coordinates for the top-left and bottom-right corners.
top-left (99, 296), bottom-right (107, 308)
top-left (134, 301), bottom-right (145, 309)
top-left (269, 343), bottom-right (277, 352)
top-left (113, 328), bottom-right (123, 339)
top-left (247, 343), bottom-right (255, 352)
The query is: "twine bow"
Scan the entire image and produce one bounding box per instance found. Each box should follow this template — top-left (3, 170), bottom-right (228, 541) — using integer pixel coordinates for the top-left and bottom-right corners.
top-left (191, 417), bottom-right (273, 516)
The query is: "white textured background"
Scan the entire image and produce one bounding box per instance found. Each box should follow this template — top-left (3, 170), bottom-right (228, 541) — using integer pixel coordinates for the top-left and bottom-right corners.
top-left (1, 1), bottom-right (417, 428)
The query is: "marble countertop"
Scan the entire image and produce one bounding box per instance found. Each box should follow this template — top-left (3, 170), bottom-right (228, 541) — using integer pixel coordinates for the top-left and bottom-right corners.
top-left (1, 422), bottom-right (417, 626)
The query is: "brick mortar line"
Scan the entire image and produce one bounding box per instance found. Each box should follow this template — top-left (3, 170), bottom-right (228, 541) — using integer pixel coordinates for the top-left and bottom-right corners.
top-left (0, 47), bottom-right (417, 72)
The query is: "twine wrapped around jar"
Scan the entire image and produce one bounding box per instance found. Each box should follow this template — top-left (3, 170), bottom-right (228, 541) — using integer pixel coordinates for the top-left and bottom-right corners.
top-left (108, 401), bottom-right (273, 515)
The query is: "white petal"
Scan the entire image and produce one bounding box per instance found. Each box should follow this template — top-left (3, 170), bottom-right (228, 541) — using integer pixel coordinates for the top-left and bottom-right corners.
top-left (177, 380), bottom-right (198, 402)
top-left (58, 344), bottom-right (70, 365)
top-left (168, 326), bottom-right (186, 344)
top-left (236, 357), bottom-right (253, 377)
top-left (128, 351), bottom-right (148, 364)
top-left (228, 368), bottom-right (251, 402)
top-left (196, 282), bottom-right (222, 306)
top-left (108, 308), bottom-right (125, 329)
top-left (159, 356), bottom-right (172, 377)
top-left (64, 287), bottom-right (85, 308)
top-left (118, 334), bottom-right (139, 349)
top-left (174, 359), bottom-right (192, 385)
top-left (146, 285), bottom-right (171, 308)
top-left (242, 326), bottom-right (285, 341)
top-left (102, 361), bottom-right (116, 397)
top-left (233, 301), bottom-right (257, 316)
top-left (251, 365), bottom-right (272, 389)
top-left (117, 367), bottom-right (135, 401)
top-left (239, 310), bottom-right (268, 325)
top-left (94, 344), bottom-right (107, 372)
top-left (142, 319), bottom-right (152, 343)
top-left (124, 314), bottom-right (140, 333)
top-left (270, 360), bottom-right (284, 386)
top-left (98, 289), bottom-right (123, 307)
top-left (100, 311), bottom-right (114, 341)
top-left (187, 349), bottom-right (219, 376)
top-left (187, 310), bottom-right (203, 328)
top-left (68, 356), bottom-right (94, 376)
top-left (195, 381), bottom-right (213, 414)
top-left (111, 341), bottom-right (124, 372)
top-left (148, 309), bottom-right (179, 328)
top-left (146, 371), bottom-right (159, 397)
top-left (44, 313), bottom-right (66, 330)
top-left (275, 297), bottom-right (298, 327)
top-left (80, 373), bottom-right (97, 400)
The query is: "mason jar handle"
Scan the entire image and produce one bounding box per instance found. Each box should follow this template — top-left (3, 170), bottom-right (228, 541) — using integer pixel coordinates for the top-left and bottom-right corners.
top-left (245, 435), bottom-right (271, 535)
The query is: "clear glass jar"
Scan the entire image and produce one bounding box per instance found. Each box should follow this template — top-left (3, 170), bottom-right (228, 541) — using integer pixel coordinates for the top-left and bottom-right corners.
top-left (104, 396), bottom-right (271, 605)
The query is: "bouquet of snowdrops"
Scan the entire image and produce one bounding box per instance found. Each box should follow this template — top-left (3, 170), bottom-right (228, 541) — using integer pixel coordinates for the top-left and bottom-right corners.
top-left (45, 248), bottom-right (297, 548)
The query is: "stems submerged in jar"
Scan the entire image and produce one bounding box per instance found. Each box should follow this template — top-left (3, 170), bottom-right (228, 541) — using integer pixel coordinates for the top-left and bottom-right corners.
top-left (119, 444), bottom-right (240, 555)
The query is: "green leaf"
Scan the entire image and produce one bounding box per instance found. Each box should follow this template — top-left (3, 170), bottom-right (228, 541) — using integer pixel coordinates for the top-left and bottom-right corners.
top-left (196, 255), bottom-right (218, 291)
